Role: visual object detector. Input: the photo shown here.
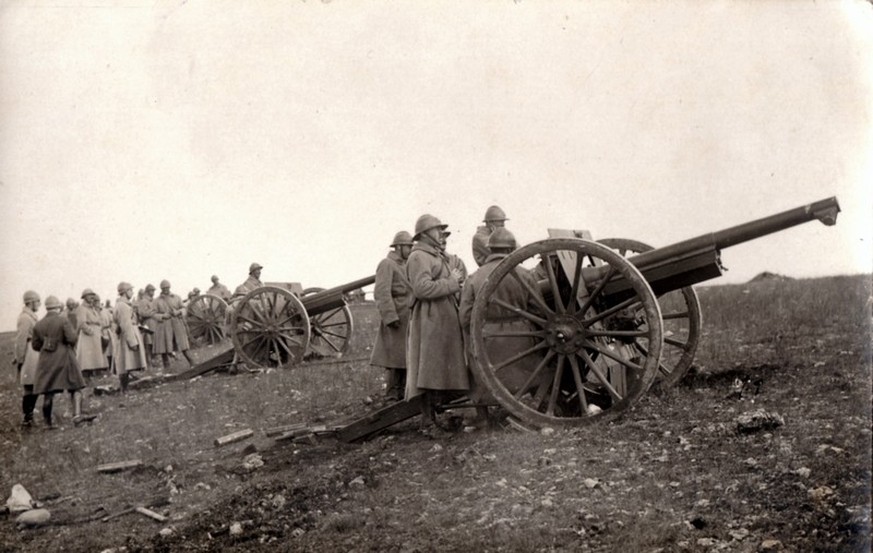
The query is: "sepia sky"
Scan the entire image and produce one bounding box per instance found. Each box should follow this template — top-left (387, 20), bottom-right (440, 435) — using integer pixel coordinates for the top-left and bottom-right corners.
top-left (1, 0), bottom-right (871, 330)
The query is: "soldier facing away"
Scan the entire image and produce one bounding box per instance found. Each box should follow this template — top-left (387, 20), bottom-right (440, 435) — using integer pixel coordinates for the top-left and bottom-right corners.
top-left (472, 205), bottom-right (509, 267)
top-left (114, 282), bottom-right (147, 392)
top-left (370, 230), bottom-right (414, 402)
top-left (153, 280), bottom-right (195, 370)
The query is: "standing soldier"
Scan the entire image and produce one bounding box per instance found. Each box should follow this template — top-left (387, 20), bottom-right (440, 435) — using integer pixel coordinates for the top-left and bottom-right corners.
top-left (207, 275), bottom-right (231, 301)
top-left (63, 298), bottom-right (79, 332)
top-left (153, 280), bottom-right (195, 370)
top-left (14, 291), bottom-right (41, 427)
top-left (136, 284), bottom-right (158, 368)
top-left (114, 282), bottom-right (147, 392)
top-left (370, 231), bottom-right (414, 402)
top-left (472, 205), bottom-right (509, 267)
top-left (76, 289), bottom-right (109, 377)
top-left (232, 263), bottom-right (264, 302)
top-left (99, 297), bottom-right (118, 374)
top-left (31, 295), bottom-right (88, 428)
top-left (405, 214), bottom-right (469, 425)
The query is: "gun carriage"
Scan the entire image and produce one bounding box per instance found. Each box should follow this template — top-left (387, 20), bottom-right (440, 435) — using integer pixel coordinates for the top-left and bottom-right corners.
top-left (467, 197), bottom-right (840, 428)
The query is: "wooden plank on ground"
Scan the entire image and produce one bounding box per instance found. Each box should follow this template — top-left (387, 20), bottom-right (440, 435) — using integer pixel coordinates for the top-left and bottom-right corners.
top-left (135, 506), bottom-right (167, 522)
top-left (336, 395), bottom-right (424, 443)
top-left (96, 460), bottom-right (143, 474)
top-left (264, 423), bottom-right (308, 437)
top-left (171, 342), bottom-right (235, 381)
top-left (214, 429), bottom-right (254, 447)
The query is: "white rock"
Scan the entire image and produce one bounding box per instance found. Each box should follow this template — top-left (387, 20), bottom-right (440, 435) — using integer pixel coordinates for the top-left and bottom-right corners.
top-left (540, 427), bottom-right (556, 436)
top-left (760, 539), bottom-right (782, 550)
top-left (795, 467), bottom-right (811, 478)
top-left (6, 484), bottom-right (35, 513)
top-left (349, 476), bottom-right (366, 487)
top-left (430, 444), bottom-right (443, 452)
top-left (16, 508), bottom-right (51, 527)
top-left (159, 527), bottom-right (174, 537)
top-left (583, 478), bottom-right (598, 489)
top-left (229, 522), bottom-right (243, 536)
top-left (541, 498), bottom-right (554, 508)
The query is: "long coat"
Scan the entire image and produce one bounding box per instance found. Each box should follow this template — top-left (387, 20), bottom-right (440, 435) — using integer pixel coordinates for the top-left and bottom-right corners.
top-left (405, 242), bottom-right (469, 398)
top-left (15, 308), bottom-right (40, 388)
top-left (369, 251), bottom-right (412, 369)
top-left (232, 276), bottom-right (263, 303)
top-left (114, 298), bottom-right (147, 373)
top-left (76, 304), bottom-right (108, 371)
top-left (135, 296), bottom-right (157, 346)
top-left (153, 292), bottom-right (190, 353)
top-left (459, 253), bottom-right (543, 394)
top-left (207, 283), bottom-right (231, 301)
top-left (31, 311), bottom-right (85, 394)
top-left (101, 307), bottom-right (118, 359)
top-left (471, 225), bottom-right (492, 267)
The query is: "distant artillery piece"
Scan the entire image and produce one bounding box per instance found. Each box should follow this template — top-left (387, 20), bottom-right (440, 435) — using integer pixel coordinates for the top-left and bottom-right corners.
top-left (184, 276), bottom-right (373, 373)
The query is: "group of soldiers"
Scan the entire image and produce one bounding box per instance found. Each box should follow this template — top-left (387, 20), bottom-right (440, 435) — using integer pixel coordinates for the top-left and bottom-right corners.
top-left (369, 205), bottom-right (523, 429)
top-left (11, 267), bottom-right (265, 429)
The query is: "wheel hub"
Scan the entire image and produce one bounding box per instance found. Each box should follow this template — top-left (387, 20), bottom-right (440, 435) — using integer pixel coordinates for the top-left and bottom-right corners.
top-left (546, 315), bottom-right (586, 355)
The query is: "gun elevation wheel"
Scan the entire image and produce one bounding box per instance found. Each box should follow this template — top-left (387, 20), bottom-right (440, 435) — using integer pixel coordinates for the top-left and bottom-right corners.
top-left (230, 286), bottom-right (311, 368)
top-left (470, 238), bottom-right (663, 428)
top-left (186, 294), bottom-right (228, 346)
top-left (598, 238), bottom-right (702, 388)
top-left (300, 287), bottom-right (354, 358)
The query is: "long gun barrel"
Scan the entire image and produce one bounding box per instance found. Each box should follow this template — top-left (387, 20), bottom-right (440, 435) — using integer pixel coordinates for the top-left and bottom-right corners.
top-left (595, 196), bottom-right (841, 297)
top-left (300, 275), bottom-right (376, 316)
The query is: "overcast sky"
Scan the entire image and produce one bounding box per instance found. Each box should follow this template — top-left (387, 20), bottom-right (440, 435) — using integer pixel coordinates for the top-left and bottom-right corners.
top-left (1, 0), bottom-right (871, 331)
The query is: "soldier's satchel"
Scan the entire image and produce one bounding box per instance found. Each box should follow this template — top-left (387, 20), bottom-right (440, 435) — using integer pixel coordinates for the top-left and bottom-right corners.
top-left (42, 338), bottom-right (57, 352)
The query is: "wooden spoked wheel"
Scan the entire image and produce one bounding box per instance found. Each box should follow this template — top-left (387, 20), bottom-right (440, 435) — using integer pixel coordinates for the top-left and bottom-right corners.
top-left (230, 286), bottom-right (311, 368)
top-left (301, 287), bottom-right (354, 358)
top-left (469, 238), bottom-right (663, 428)
top-left (186, 294), bottom-right (229, 346)
top-left (598, 238), bottom-right (702, 388)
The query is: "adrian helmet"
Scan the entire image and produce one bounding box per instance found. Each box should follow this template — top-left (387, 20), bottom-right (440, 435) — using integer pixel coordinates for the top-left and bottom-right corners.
top-left (483, 205), bottom-right (508, 223)
top-left (413, 214), bottom-right (448, 240)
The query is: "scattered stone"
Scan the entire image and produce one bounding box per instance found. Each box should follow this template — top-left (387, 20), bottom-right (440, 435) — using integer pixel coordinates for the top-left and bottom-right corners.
top-left (271, 495), bottom-right (286, 510)
top-left (729, 528), bottom-right (750, 540)
top-left (540, 427), bottom-right (556, 437)
top-left (808, 486), bottom-right (835, 503)
top-left (241, 453), bottom-right (264, 471)
top-left (16, 508), bottom-right (51, 527)
top-left (291, 527), bottom-right (305, 538)
top-left (540, 498), bottom-right (554, 508)
top-left (697, 537), bottom-right (717, 547)
top-left (348, 476), bottom-right (366, 487)
top-left (6, 484), bottom-right (35, 513)
top-left (736, 410), bottom-right (784, 434)
top-left (795, 467), bottom-right (811, 478)
top-left (582, 478), bottom-right (598, 489)
top-left (194, 482), bottom-right (211, 491)
top-left (759, 539), bottom-right (782, 550)
top-left (229, 522), bottom-right (243, 536)
top-left (430, 444), bottom-right (443, 452)
top-left (158, 527), bottom-right (174, 538)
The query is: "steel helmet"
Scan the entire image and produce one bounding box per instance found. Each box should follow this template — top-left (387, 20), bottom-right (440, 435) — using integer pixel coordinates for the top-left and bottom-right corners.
top-left (81, 288), bottom-right (96, 299)
top-left (488, 228), bottom-right (517, 250)
top-left (117, 281), bottom-right (133, 294)
top-left (413, 214), bottom-right (448, 240)
top-left (23, 290), bottom-right (40, 304)
top-left (160, 280), bottom-right (171, 289)
top-left (390, 231), bottom-right (414, 247)
top-left (44, 296), bottom-right (62, 310)
top-left (249, 262), bottom-right (263, 273)
top-left (483, 205), bottom-right (508, 223)
top-left (145, 284), bottom-right (156, 292)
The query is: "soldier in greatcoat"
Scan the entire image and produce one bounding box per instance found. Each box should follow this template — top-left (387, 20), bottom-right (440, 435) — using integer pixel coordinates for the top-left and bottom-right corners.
top-left (370, 231), bottom-right (414, 401)
top-left (136, 284), bottom-right (158, 367)
top-left (114, 282), bottom-right (147, 392)
top-left (459, 228), bottom-right (543, 425)
top-left (207, 275), bottom-right (232, 301)
top-left (14, 291), bottom-right (41, 427)
top-left (98, 296), bottom-right (118, 373)
top-left (471, 205), bottom-right (509, 267)
top-left (153, 280), bottom-right (195, 369)
top-left (31, 296), bottom-right (87, 428)
top-left (232, 263), bottom-right (264, 303)
top-left (405, 214), bottom-right (469, 423)
top-left (63, 298), bottom-right (79, 332)
top-left (76, 289), bottom-right (109, 376)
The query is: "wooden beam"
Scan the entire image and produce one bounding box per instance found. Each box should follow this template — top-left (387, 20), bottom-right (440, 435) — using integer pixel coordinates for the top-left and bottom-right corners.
top-left (214, 429), bottom-right (254, 447)
top-left (336, 395), bottom-right (424, 443)
top-left (171, 342), bottom-right (235, 381)
top-left (96, 460), bottom-right (143, 474)
top-left (135, 507), bottom-right (167, 522)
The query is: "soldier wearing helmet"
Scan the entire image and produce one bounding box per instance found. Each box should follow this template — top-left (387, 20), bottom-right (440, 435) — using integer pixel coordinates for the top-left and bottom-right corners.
top-left (136, 284), bottom-right (158, 367)
top-left (31, 295), bottom-right (88, 428)
top-left (370, 231), bottom-right (414, 402)
top-left (14, 291), bottom-right (41, 427)
top-left (207, 275), bottom-right (232, 301)
top-left (472, 205), bottom-right (509, 267)
top-left (114, 282), bottom-right (147, 392)
top-left (153, 280), bottom-right (195, 370)
top-left (459, 227), bottom-right (542, 427)
top-left (75, 288), bottom-right (109, 376)
top-left (406, 214), bottom-right (470, 426)
top-left (232, 263), bottom-right (264, 303)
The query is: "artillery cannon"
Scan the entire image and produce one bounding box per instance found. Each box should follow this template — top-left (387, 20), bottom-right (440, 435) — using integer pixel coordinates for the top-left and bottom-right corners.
top-left (466, 197), bottom-right (840, 429)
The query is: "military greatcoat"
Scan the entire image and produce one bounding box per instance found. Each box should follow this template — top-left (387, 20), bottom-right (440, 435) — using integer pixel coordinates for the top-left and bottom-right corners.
top-left (114, 297), bottom-right (147, 373)
top-left (135, 296), bottom-right (157, 346)
top-left (369, 251), bottom-right (412, 369)
top-left (153, 292), bottom-right (190, 353)
top-left (31, 311), bottom-right (86, 394)
top-left (471, 225), bottom-right (492, 267)
top-left (405, 242), bottom-right (469, 398)
top-left (459, 253), bottom-right (543, 394)
top-left (15, 308), bottom-right (40, 388)
top-left (76, 304), bottom-right (108, 372)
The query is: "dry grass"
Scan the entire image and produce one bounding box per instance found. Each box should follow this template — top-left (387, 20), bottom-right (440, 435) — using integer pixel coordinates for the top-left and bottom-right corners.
top-left (0, 277), bottom-right (870, 552)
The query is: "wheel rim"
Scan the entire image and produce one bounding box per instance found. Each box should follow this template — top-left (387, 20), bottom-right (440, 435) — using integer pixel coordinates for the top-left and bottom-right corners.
top-left (186, 295), bottom-right (229, 346)
top-left (598, 238), bottom-right (702, 388)
top-left (470, 238), bottom-right (663, 428)
top-left (231, 286), bottom-right (311, 368)
top-left (300, 288), bottom-right (354, 357)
